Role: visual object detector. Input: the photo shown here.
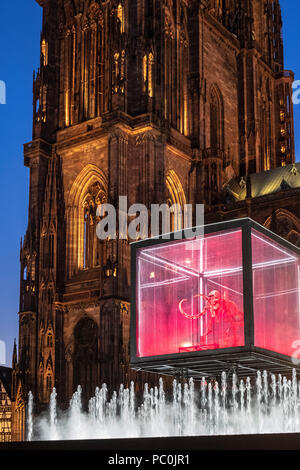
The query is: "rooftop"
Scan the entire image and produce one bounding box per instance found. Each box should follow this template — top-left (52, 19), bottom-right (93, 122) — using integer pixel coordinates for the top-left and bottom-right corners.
top-left (227, 162), bottom-right (300, 201)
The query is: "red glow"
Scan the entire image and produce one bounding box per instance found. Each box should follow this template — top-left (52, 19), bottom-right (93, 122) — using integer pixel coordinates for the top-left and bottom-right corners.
top-left (252, 230), bottom-right (300, 358)
top-left (136, 229), bottom-right (245, 357)
top-left (136, 226), bottom-right (300, 360)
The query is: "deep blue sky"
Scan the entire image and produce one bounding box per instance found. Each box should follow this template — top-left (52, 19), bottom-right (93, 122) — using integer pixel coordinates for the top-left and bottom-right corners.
top-left (0, 1), bottom-right (299, 366)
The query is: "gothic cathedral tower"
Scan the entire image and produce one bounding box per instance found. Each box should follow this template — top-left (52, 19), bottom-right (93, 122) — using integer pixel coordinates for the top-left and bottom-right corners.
top-left (12, 0), bottom-right (295, 440)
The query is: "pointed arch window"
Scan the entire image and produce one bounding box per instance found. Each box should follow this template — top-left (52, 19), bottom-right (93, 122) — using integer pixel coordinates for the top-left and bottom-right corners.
top-left (21, 254), bottom-right (37, 311)
top-left (210, 86), bottom-right (224, 152)
top-left (41, 39), bottom-right (48, 66)
top-left (143, 53), bottom-right (154, 98)
top-left (47, 332), bottom-right (53, 348)
top-left (31, 256), bottom-right (36, 281)
top-left (46, 374), bottom-right (52, 392)
top-left (23, 255), bottom-right (36, 281)
top-left (113, 50), bottom-right (126, 95)
top-left (113, 52), bottom-right (120, 92)
top-left (203, 160), bottom-right (222, 205)
top-left (117, 3), bottom-right (125, 34)
top-left (143, 55), bottom-right (148, 86)
top-left (41, 233), bottom-right (55, 270)
top-left (166, 170), bottom-right (186, 232)
top-left (148, 53), bottom-right (154, 98)
top-left (120, 50), bottom-right (126, 81)
top-left (49, 233), bottom-right (54, 269)
top-left (68, 165), bottom-right (109, 276)
top-left (42, 235), bottom-right (47, 269)
top-left (82, 182), bottom-right (107, 269)
top-left (15, 388), bottom-right (25, 441)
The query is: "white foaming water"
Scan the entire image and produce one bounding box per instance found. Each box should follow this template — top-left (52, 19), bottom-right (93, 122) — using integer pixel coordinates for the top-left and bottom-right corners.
top-left (27, 391), bottom-right (34, 442)
top-left (29, 371), bottom-right (300, 441)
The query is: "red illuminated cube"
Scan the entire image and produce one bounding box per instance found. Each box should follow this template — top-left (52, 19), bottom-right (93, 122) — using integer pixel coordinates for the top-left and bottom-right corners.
top-left (130, 218), bottom-right (300, 377)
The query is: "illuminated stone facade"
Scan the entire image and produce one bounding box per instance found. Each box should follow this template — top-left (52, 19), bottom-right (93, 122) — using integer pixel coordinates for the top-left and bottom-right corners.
top-left (0, 367), bottom-right (11, 442)
top-left (11, 0), bottom-right (300, 439)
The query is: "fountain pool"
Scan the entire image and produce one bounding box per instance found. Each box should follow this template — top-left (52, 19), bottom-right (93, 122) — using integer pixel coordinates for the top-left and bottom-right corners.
top-left (27, 370), bottom-right (300, 441)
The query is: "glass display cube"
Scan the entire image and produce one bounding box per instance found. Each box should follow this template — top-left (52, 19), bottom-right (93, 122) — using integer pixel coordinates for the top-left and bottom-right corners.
top-left (130, 219), bottom-right (300, 376)
top-left (252, 229), bottom-right (300, 357)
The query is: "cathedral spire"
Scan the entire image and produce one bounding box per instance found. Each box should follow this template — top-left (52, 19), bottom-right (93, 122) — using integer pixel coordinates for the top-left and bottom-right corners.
top-left (12, 339), bottom-right (17, 371)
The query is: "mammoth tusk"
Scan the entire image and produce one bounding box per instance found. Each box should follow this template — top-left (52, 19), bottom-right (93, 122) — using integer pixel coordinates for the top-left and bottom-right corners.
top-left (179, 298), bottom-right (188, 315)
top-left (178, 294), bottom-right (208, 319)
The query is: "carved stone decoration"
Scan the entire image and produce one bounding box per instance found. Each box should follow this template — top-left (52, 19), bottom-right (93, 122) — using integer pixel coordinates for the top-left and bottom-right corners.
top-left (85, 1), bottom-right (104, 28)
top-left (109, 129), bottom-right (129, 146)
top-left (81, 16), bottom-right (90, 31)
top-left (65, 343), bottom-right (74, 363)
top-left (164, 1), bottom-right (175, 40)
top-left (164, 13), bottom-right (175, 39)
top-left (120, 301), bottom-right (129, 316)
top-left (66, 301), bottom-right (100, 313)
top-left (88, 2), bottom-right (102, 20)
top-left (179, 1), bottom-right (189, 47)
top-left (135, 132), bottom-right (156, 146)
top-left (20, 313), bottom-right (35, 326)
top-left (179, 28), bottom-right (188, 47)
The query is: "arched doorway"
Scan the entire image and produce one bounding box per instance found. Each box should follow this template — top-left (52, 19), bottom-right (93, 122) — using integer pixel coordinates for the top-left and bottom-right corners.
top-left (73, 317), bottom-right (99, 401)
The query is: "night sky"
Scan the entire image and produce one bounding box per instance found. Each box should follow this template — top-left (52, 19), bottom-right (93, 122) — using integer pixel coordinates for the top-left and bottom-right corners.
top-left (0, 1), bottom-right (299, 366)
